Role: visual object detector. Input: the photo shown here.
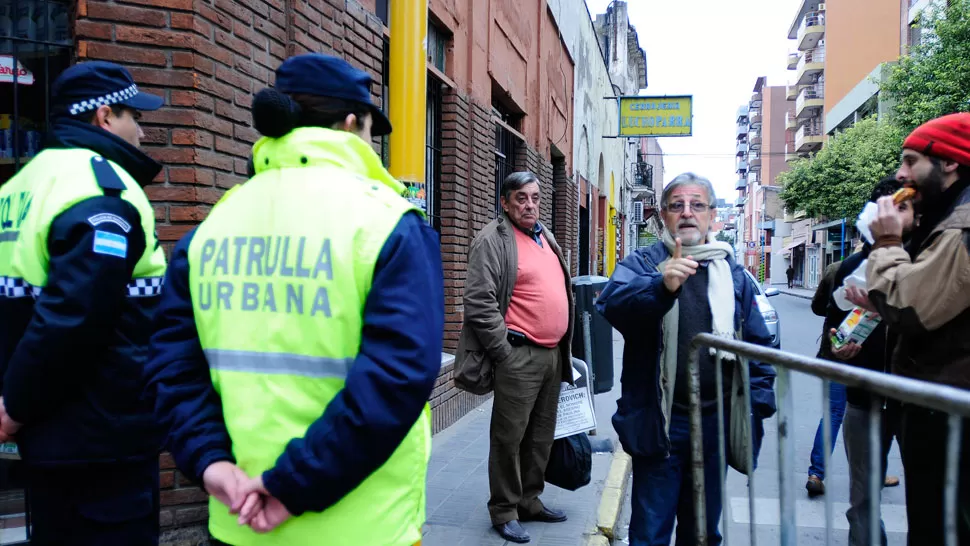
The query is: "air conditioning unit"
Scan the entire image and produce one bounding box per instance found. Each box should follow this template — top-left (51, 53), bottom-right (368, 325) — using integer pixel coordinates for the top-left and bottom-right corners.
top-left (633, 202), bottom-right (644, 224)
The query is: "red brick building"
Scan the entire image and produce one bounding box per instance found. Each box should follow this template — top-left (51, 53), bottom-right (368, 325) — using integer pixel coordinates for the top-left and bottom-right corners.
top-left (0, 0), bottom-right (578, 541)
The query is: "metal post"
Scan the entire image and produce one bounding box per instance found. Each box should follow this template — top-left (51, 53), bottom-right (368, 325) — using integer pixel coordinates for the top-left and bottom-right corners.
top-left (582, 311), bottom-right (597, 435)
top-left (945, 415), bottom-right (963, 546)
top-left (687, 344), bottom-right (708, 544)
top-left (776, 367), bottom-right (797, 546)
top-left (822, 380), bottom-right (833, 546)
top-left (868, 398), bottom-right (882, 546)
top-left (387, 0), bottom-right (428, 187)
top-left (715, 360), bottom-right (730, 546)
top-left (740, 356), bottom-right (758, 546)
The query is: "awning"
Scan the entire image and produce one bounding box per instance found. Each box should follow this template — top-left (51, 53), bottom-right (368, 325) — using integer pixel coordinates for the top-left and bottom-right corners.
top-left (812, 218), bottom-right (846, 231)
top-left (781, 240), bottom-right (805, 256)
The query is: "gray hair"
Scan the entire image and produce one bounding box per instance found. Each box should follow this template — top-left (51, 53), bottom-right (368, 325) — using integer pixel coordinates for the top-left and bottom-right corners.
top-left (661, 172), bottom-right (717, 209)
top-left (501, 171), bottom-right (540, 201)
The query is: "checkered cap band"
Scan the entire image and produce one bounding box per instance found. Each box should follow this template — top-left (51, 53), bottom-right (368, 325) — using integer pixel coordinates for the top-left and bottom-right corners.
top-left (0, 276), bottom-right (38, 299)
top-left (68, 84), bottom-right (139, 116)
top-left (128, 276), bottom-right (164, 297)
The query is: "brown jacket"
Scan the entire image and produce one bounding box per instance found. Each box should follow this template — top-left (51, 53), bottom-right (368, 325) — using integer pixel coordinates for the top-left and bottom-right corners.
top-left (454, 214), bottom-right (575, 393)
top-left (867, 183), bottom-right (970, 389)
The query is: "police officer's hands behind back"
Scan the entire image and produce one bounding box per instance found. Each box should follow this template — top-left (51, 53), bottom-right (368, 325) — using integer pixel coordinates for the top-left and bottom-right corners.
top-left (203, 462), bottom-right (292, 533)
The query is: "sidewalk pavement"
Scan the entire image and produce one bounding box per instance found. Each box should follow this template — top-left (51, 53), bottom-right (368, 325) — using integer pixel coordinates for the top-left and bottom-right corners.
top-left (422, 398), bottom-right (614, 546)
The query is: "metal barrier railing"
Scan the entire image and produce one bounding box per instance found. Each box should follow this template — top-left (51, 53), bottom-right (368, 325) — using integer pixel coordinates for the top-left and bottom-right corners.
top-left (686, 333), bottom-right (970, 546)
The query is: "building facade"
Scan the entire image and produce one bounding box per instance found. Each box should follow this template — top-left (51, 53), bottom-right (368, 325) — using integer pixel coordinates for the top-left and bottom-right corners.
top-left (0, 0), bottom-right (592, 542)
top-left (547, 0), bottom-right (653, 279)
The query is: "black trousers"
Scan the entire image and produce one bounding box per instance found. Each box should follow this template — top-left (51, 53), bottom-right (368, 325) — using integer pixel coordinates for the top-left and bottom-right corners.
top-left (900, 405), bottom-right (970, 546)
top-left (26, 460), bottom-right (159, 546)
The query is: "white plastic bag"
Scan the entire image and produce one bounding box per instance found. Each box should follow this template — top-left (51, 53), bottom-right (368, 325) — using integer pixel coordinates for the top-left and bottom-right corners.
top-left (832, 259), bottom-right (867, 311)
top-left (856, 202), bottom-right (879, 245)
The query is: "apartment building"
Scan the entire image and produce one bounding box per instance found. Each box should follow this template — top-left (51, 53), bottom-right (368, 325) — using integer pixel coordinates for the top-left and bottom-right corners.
top-left (734, 77), bottom-right (791, 285)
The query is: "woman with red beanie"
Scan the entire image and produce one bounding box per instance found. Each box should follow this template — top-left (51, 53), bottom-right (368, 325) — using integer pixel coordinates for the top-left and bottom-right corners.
top-left (853, 112), bottom-right (970, 545)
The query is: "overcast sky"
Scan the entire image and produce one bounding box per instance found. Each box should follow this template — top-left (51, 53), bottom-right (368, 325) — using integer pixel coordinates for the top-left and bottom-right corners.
top-left (584, 0), bottom-right (800, 202)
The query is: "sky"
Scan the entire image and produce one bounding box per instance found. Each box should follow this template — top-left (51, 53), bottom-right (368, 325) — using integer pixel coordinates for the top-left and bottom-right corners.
top-left (584, 0), bottom-right (801, 202)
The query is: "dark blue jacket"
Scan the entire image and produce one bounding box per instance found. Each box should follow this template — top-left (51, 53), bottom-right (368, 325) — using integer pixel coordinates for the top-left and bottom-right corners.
top-left (595, 242), bottom-right (777, 462)
top-left (0, 120), bottom-right (163, 466)
top-left (146, 211), bottom-right (444, 516)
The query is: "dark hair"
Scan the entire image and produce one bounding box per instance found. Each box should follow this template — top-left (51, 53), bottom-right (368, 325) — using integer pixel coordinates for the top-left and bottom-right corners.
top-left (251, 88), bottom-right (371, 138)
top-left (928, 156), bottom-right (970, 185)
top-left (870, 176), bottom-right (902, 203)
top-left (500, 171), bottom-right (539, 201)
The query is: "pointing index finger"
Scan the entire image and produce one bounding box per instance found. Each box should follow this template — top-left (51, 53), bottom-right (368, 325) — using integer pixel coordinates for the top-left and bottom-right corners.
top-left (674, 237), bottom-right (682, 260)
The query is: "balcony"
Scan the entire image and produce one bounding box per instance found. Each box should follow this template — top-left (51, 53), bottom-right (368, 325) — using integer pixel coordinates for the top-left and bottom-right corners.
top-left (787, 84), bottom-right (799, 101)
top-left (736, 124), bottom-right (749, 140)
top-left (759, 219), bottom-right (776, 231)
top-left (787, 51), bottom-right (800, 70)
top-left (786, 111), bottom-right (798, 130)
top-left (736, 178), bottom-right (747, 191)
top-left (737, 160), bottom-right (749, 174)
top-left (795, 83), bottom-right (824, 118)
top-left (736, 104), bottom-right (749, 123)
top-left (736, 141), bottom-right (748, 156)
top-left (796, 10), bottom-right (825, 51)
top-left (750, 153), bottom-right (762, 168)
top-left (750, 110), bottom-right (763, 128)
top-left (750, 93), bottom-right (763, 110)
top-left (736, 196), bottom-right (747, 208)
top-left (795, 122), bottom-right (824, 152)
top-left (748, 170), bottom-right (760, 184)
top-left (785, 142), bottom-right (801, 163)
top-left (750, 134), bottom-right (762, 150)
top-left (795, 46), bottom-right (825, 85)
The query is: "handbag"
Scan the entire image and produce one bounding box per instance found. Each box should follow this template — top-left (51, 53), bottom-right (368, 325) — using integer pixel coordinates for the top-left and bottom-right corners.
top-left (545, 433), bottom-right (592, 491)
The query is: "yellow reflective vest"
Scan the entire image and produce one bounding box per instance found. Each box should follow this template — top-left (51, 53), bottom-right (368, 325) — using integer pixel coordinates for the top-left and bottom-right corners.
top-left (188, 127), bottom-right (430, 546)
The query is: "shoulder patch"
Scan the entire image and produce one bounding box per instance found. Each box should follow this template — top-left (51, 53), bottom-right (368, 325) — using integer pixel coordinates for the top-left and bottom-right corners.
top-left (87, 213), bottom-right (131, 233)
top-left (92, 230), bottom-right (128, 258)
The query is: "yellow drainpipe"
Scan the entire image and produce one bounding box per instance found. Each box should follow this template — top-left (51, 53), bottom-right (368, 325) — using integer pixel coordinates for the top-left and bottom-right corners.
top-left (388, 0), bottom-right (428, 193)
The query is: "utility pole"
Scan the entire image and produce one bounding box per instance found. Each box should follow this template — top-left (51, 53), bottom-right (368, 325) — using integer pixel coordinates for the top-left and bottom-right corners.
top-left (388, 0), bottom-right (428, 207)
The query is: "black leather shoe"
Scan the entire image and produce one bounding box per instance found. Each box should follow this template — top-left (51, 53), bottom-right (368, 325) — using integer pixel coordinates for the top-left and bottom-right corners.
top-left (521, 507), bottom-right (568, 523)
top-left (494, 520), bottom-right (531, 543)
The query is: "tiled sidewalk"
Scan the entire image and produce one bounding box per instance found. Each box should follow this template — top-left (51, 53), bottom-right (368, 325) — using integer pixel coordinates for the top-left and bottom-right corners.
top-left (422, 398), bottom-right (613, 546)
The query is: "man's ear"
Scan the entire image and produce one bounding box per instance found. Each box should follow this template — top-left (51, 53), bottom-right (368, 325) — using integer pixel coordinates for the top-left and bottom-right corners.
top-left (93, 104), bottom-right (114, 130)
top-left (942, 159), bottom-right (961, 175)
top-left (340, 113), bottom-right (358, 132)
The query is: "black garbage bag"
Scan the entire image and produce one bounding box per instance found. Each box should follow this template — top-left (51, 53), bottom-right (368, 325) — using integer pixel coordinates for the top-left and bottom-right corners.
top-left (545, 432), bottom-right (592, 491)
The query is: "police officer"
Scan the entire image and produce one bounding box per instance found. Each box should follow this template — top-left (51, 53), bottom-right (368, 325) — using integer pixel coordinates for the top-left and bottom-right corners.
top-left (0, 62), bottom-right (167, 544)
top-left (146, 53), bottom-right (444, 546)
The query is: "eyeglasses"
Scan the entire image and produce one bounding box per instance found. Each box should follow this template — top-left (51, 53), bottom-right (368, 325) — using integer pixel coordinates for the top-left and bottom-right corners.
top-left (664, 201), bottom-right (713, 214)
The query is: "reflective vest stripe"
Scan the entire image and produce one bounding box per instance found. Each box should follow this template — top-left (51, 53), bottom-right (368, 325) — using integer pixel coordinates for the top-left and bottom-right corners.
top-left (204, 348), bottom-right (353, 379)
top-left (0, 275), bottom-right (164, 299)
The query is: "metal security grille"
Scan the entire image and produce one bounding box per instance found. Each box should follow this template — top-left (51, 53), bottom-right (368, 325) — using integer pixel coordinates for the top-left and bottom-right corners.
top-left (494, 123), bottom-right (516, 215)
top-left (0, 0), bottom-right (73, 186)
top-left (425, 74), bottom-right (442, 232)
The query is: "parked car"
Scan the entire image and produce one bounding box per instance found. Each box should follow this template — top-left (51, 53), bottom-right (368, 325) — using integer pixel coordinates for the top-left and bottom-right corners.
top-left (744, 270), bottom-right (781, 348)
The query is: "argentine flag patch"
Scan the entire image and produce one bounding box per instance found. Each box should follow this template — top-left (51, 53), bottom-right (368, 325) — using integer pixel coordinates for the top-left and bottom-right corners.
top-left (92, 230), bottom-right (127, 258)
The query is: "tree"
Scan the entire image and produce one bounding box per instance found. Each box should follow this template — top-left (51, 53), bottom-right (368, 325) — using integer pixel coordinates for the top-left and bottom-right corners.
top-left (715, 230), bottom-right (735, 244)
top-left (880, 0), bottom-right (970, 133)
top-left (779, 117), bottom-right (903, 219)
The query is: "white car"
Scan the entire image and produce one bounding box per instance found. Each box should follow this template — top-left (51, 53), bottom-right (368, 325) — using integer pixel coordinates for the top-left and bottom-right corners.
top-left (744, 270), bottom-right (781, 348)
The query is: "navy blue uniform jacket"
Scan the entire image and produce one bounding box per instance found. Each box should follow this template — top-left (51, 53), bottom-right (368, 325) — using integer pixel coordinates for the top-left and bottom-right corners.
top-left (146, 212), bottom-right (444, 516)
top-left (595, 242), bottom-right (777, 462)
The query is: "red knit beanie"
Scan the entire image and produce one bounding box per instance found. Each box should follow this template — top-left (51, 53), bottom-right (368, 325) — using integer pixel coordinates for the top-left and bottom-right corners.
top-left (903, 113), bottom-right (970, 166)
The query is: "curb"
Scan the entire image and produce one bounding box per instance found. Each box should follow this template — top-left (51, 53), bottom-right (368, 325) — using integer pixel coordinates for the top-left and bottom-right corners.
top-left (586, 448), bottom-right (632, 545)
top-left (779, 289), bottom-right (813, 300)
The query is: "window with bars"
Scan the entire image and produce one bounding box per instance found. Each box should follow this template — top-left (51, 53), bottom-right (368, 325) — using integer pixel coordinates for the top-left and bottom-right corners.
top-left (376, 0), bottom-right (389, 26)
top-left (426, 74), bottom-right (442, 232)
top-left (0, 0), bottom-right (73, 187)
top-left (493, 102), bottom-right (521, 214)
top-left (427, 22), bottom-right (446, 72)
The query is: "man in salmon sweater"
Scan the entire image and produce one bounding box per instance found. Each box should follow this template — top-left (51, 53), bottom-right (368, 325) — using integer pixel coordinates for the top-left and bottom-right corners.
top-left (458, 171), bottom-right (574, 544)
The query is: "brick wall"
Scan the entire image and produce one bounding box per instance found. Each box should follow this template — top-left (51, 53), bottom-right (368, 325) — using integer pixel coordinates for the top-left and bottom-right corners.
top-left (553, 159), bottom-right (579, 276)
